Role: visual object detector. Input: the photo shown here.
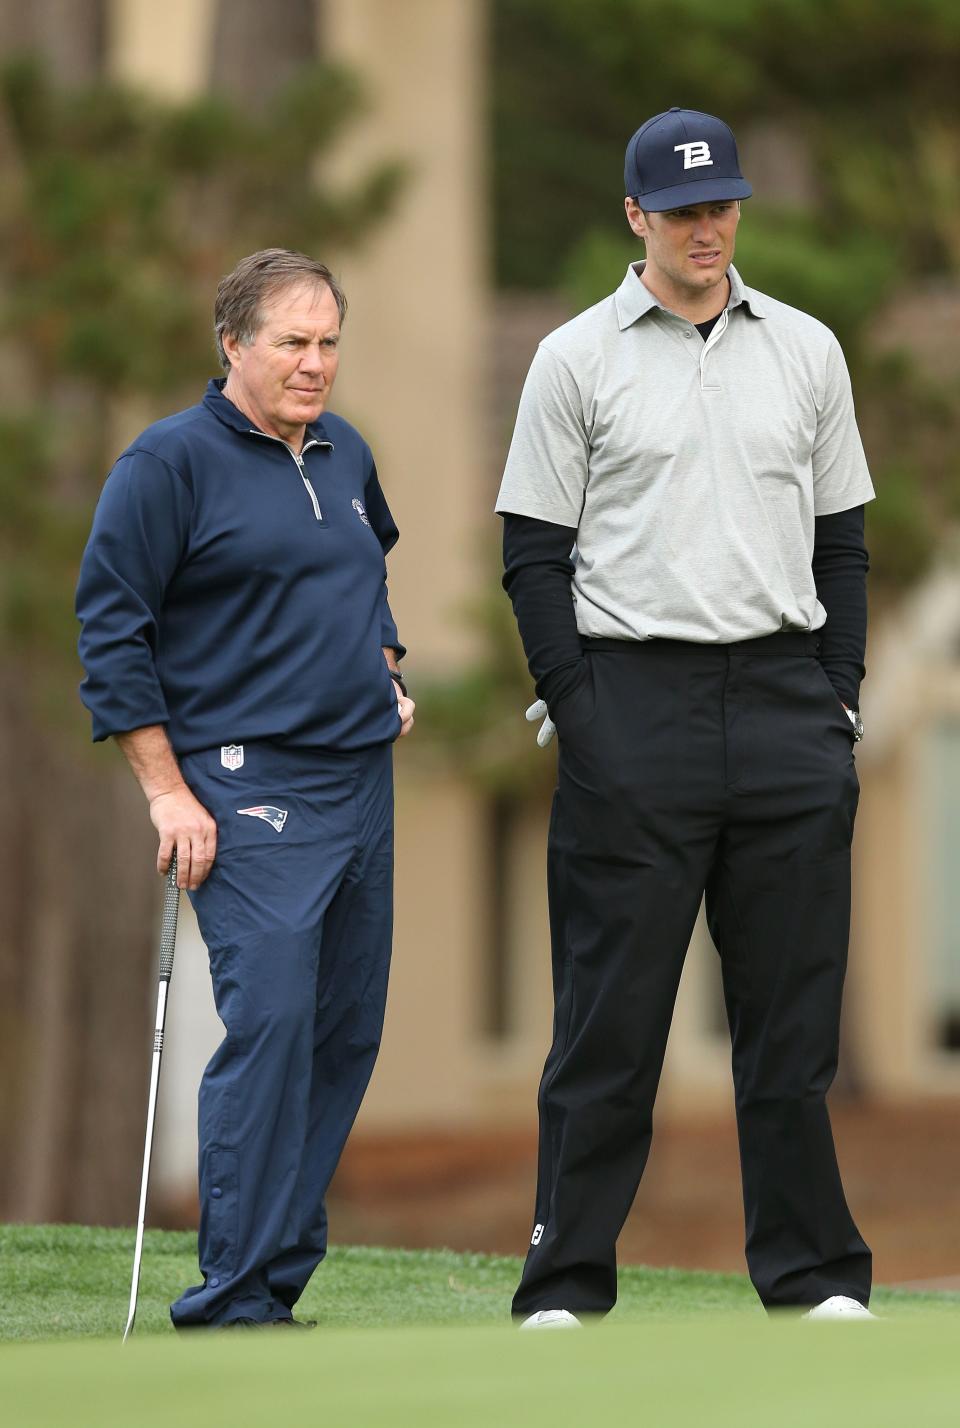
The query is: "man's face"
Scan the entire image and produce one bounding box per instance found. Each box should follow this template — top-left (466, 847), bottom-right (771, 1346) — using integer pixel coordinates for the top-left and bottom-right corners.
top-left (222, 280), bottom-right (341, 442)
top-left (625, 198), bottom-right (740, 297)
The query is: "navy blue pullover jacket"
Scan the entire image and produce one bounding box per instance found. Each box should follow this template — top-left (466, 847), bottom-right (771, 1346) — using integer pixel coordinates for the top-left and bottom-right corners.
top-left (76, 381), bottom-right (405, 755)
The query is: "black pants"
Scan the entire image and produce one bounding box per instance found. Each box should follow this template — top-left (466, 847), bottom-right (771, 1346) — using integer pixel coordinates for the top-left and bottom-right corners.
top-left (513, 632), bottom-right (871, 1317)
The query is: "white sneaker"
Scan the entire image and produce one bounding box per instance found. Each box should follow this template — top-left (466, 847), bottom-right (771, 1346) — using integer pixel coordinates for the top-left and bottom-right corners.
top-left (803, 1295), bottom-right (876, 1320)
top-left (519, 1310), bottom-right (582, 1330)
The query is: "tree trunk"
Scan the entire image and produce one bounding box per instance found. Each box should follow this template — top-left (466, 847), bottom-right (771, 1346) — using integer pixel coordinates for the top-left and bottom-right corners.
top-left (0, 674), bottom-right (159, 1224)
top-left (0, 0), bottom-right (106, 86)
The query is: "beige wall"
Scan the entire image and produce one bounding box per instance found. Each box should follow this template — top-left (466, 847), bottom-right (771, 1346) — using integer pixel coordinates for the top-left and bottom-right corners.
top-left (851, 749), bottom-right (922, 1092)
top-left (318, 0), bottom-right (493, 1130)
top-left (106, 0), bottom-right (217, 99)
top-left (323, 0), bottom-right (489, 667)
top-left (853, 657), bottom-right (960, 1097)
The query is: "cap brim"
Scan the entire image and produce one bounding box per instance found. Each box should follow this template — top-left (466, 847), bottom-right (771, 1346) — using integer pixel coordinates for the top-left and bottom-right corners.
top-left (635, 177), bottom-right (752, 210)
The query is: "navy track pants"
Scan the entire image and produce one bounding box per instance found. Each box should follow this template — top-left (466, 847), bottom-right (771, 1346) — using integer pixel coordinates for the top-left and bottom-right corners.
top-left (513, 632), bottom-right (871, 1319)
top-left (169, 741), bottom-right (393, 1327)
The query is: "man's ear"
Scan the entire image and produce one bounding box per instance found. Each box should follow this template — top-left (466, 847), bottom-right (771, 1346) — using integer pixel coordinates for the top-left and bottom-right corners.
top-left (221, 330), bottom-right (242, 369)
top-left (625, 197), bottom-right (648, 240)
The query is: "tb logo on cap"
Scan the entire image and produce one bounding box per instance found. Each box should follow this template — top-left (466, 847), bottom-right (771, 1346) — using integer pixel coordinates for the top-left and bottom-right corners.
top-left (674, 141), bottom-right (713, 170)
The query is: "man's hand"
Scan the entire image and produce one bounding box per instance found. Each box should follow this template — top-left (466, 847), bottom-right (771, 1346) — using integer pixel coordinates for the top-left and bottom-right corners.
top-left (149, 786), bottom-right (218, 890)
top-left (396, 692), bottom-right (415, 738)
top-left (383, 647), bottom-right (414, 738)
top-left (526, 698), bottom-right (556, 748)
top-left (116, 725), bottom-right (218, 890)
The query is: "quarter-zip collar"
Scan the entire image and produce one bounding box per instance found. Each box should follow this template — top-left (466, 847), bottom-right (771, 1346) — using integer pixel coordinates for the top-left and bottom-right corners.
top-left (201, 378), bottom-right (335, 451)
top-left (614, 261), bottom-right (766, 331)
top-left (246, 427), bottom-right (326, 519)
top-left (202, 379), bottom-right (331, 520)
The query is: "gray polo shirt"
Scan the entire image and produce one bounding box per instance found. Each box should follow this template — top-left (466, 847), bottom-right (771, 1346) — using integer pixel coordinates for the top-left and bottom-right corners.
top-left (495, 262), bottom-right (875, 644)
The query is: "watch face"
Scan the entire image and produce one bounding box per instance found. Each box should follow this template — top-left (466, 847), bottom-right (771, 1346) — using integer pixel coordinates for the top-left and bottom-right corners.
top-left (844, 705), bottom-right (864, 742)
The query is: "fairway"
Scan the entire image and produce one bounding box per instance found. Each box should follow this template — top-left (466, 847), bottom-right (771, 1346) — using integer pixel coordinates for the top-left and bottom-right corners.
top-left (2, 1227), bottom-right (959, 1428)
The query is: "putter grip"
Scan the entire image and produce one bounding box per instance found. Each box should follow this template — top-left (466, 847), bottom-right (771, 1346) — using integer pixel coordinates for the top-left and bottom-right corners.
top-left (158, 856), bottom-right (180, 982)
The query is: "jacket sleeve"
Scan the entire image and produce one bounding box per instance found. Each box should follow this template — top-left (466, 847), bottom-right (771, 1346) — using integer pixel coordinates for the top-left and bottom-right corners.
top-left (75, 449), bottom-right (194, 741)
top-left (363, 457), bottom-right (406, 660)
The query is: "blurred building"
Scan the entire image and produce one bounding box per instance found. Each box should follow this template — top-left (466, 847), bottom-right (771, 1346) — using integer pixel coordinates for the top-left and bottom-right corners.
top-left (4, 0), bottom-right (958, 1230)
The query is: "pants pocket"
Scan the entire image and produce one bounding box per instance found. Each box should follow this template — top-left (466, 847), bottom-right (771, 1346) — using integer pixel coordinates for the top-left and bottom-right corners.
top-left (811, 660), bottom-right (856, 737)
top-left (552, 660), bottom-right (596, 741)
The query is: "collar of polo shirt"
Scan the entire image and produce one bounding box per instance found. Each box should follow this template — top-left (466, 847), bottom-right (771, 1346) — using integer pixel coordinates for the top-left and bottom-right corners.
top-left (614, 261), bottom-right (767, 331)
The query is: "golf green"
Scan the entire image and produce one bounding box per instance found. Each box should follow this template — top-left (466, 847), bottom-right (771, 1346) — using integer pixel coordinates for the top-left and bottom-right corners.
top-left (4, 1317), bottom-right (960, 1428)
top-left (2, 1225), bottom-right (959, 1427)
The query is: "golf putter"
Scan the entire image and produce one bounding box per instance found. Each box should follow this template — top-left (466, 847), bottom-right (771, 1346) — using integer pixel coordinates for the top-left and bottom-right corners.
top-left (122, 854), bottom-right (181, 1343)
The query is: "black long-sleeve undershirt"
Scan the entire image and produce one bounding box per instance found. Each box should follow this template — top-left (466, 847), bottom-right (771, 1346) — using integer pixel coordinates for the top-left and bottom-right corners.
top-left (501, 514), bottom-right (583, 711)
top-left (811, 505), bottom-right (869, 707)
top-left (501, 505), bottom-right (868, 712)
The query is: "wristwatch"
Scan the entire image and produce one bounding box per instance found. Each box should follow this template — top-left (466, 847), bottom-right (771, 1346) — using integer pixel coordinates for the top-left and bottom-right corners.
top-left (388, 669), bottom-right (408, 698)
top-left (844, 706), bottom-right (864, 742)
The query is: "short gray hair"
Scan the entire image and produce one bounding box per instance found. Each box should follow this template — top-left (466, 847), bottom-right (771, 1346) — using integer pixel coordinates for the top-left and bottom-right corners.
top-left (214, 248), bottom-right (348, 370)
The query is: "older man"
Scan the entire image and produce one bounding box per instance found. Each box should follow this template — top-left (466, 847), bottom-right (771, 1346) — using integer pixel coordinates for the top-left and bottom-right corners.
top-left (77, 249), bottom-right (413, 1329)
top-left (498, 110), bottom-right (874, 1324)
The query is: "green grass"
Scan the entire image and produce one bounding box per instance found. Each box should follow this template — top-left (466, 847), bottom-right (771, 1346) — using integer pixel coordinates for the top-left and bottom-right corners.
top-left (2, 1226), bottom-right (959, 1428)
top-left (1, 1223), bottom-right (957, 1343)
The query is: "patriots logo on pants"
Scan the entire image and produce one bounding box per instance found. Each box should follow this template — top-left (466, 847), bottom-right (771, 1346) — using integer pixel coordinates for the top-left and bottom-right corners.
top-left (237, 805), bottom-right (288, 833)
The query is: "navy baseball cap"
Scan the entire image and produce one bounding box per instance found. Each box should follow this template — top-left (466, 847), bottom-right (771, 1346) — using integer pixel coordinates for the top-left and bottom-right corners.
top-left (624, 108), bottom-right (752, 210)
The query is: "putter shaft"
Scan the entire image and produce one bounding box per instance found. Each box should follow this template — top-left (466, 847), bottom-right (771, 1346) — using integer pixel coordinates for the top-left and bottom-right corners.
top-left (123, 857), bottom-right (180, 1343)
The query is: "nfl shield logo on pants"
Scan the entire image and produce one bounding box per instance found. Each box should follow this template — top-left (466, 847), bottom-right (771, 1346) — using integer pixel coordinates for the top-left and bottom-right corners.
top-left (221, 744), bottom-right (244, 771)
